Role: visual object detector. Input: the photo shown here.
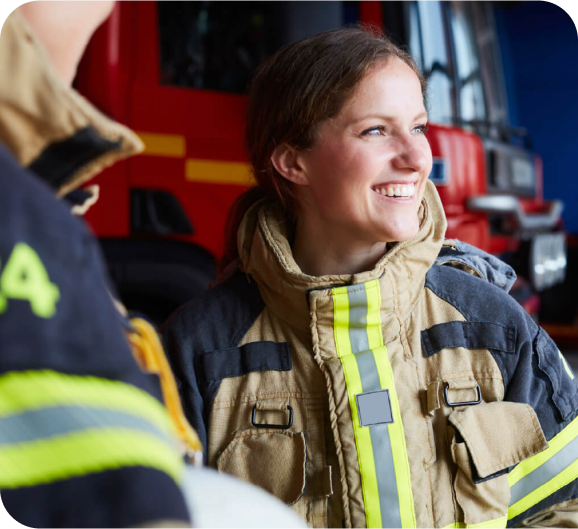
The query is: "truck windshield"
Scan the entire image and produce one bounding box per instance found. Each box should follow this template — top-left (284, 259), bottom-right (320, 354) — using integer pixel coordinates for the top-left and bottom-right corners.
top-left (407, 1), bottom-right (454, 125)
top-left (158, 1), bottom-right (355, 94)
top-left (448, 1), bottom-right (487, 124)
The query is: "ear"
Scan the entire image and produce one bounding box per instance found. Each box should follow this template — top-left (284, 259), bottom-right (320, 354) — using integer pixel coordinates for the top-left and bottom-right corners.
top-left (271, 143), bottom-right (310, 186)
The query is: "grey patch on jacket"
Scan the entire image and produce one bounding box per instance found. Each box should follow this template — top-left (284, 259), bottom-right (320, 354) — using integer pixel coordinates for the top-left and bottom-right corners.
top-left (435, 239), bottom-right (517, 294)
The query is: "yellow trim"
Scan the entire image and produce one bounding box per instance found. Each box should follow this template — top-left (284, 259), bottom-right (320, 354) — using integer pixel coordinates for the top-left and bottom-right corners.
top-left (365, 281), bottom-right (416, 529)
top-left (444, 515), bottom-right (507, 528)
top-left (0, 370), bottom-right (172, 436)
top-left (0, 428), bottom-right (183, 489)
top-left (333, 287), bottom-right (382, 529)
top-left (185, 158), bottom-right (255, 185)
top-left (508, 415), bottom-right (578, 487)
top-left (136, 132), bottom-right (186, 157)
top-left (509, 458), bottom-right (578, 520)
top-left (507, 415), bottom-right (578, 520)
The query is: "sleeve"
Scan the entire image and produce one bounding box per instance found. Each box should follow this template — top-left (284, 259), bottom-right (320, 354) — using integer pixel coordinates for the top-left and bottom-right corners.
top-left (0, 156), bottom-right (191, 527)
top-left (504, 319), bottom-right (578, 527)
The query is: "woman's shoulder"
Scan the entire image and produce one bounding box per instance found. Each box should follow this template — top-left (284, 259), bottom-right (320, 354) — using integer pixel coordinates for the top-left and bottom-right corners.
top-left (429, 239), bottom-right (524, 319)
top-left (426, 258), bottom-right (529, 331)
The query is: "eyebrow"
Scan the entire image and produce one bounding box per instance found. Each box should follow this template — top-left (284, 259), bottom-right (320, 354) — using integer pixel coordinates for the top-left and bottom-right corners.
top-left (347, 111), bottom-right (429, 126)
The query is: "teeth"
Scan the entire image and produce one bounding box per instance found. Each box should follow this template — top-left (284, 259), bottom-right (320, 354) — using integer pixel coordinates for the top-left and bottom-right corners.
top-left (374, 183), bottom-right (415, 198)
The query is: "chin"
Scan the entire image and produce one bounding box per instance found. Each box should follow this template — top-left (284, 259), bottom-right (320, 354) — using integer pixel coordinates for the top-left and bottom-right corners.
top-left (380, 221), bottom-right (420, 243)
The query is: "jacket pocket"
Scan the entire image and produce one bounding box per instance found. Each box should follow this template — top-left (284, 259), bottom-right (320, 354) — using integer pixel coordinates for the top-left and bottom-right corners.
top-left (448, 401), bottom-right (548, 526)
top-left (216, 429), bottom-right (307, 505)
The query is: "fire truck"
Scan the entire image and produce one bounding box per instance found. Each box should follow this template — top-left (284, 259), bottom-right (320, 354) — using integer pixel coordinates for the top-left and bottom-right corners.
top-left (76, 1), bottom-right (568, 325)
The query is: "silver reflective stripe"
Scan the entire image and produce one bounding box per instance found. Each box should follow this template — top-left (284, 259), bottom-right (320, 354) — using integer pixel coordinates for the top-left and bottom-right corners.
top-left (348, 287), bottom-right (370, 354)
top-left (0, 405), bottom-right (176, 447)
top-left (510, 434), bottom-right (578, 505)
top-left (347, 285), bottom-right (402, 528)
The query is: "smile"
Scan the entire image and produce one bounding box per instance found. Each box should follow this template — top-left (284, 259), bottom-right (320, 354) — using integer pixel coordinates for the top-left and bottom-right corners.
top-left (371, 182), bottom-right (415, 199)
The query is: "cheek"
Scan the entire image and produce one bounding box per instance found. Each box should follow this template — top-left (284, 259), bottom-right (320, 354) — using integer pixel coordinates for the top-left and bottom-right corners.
top-left (306, 141), bottom-right (369, 201)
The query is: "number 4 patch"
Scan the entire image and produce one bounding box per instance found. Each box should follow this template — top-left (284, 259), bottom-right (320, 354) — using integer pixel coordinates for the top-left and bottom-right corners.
top-left (0, 243), bottom-right (60, 318)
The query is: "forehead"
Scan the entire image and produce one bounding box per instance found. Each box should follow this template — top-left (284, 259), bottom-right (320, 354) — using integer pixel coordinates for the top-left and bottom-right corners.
top-left (339, 58), bottom-right (425, 121)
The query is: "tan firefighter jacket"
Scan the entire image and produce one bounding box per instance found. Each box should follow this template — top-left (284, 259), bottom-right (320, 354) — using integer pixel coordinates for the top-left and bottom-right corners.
top-left (163, 181), bottom-right (578, 528)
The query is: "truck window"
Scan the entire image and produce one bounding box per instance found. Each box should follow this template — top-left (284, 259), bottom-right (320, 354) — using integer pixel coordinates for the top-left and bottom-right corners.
top-left (408, 1), bottom-right (454, 125)
top-left (448, 1), bottom-right (487, 124)
top-left (469, 2), bottom-right (509, 127)
top-left (158, 1), bottom-right (357, 94)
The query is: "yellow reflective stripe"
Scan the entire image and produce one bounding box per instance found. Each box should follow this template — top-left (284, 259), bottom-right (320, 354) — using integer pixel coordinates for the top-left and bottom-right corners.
top-left (365, 280), bottom-right (382, 351)
top-left (366, 281), bottom-right (416, 528)
top-left (0, 428), bottom-right (183, 489)
top-left (136, 132), bottom-right (186, 157)
top-left (508, 458), bottom-right (578, 520)
top-left (508, 415), bottom-right (578, 487)
top-left (443, 515), bottom-right (507, 528)
top-left (507, 415), bottom-right (578, 520)
top-left (333, 286), bottom-right (351, 358)
top-left (0, 371), bottom-right (173, 437)
top-left (333, 286), bottom-right (382, 528)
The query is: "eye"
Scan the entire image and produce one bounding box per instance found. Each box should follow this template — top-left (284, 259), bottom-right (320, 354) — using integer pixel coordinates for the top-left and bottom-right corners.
top-left (412, 123), bottom-right (430, 135)
top-left (361, 125), bottom-right (387, 137)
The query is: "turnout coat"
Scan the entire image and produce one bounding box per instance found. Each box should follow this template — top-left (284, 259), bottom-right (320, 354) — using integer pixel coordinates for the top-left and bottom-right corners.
top-left (164, 181), bottom-right (578, 528)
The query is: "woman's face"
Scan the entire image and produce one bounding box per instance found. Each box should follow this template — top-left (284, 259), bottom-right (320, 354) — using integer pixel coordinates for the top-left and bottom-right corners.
top-left (297, 57), bottom-right (432, 244)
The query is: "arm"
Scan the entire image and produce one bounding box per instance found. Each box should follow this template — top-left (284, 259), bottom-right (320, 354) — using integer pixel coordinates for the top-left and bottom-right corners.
top-left (0, 152), bottom-right (191, 527)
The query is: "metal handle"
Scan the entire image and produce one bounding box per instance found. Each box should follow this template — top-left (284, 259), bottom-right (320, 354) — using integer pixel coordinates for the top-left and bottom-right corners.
top-left (251, 405), bottom-right (293, 429)
top-left (444, 383), bottom-right (482, 407)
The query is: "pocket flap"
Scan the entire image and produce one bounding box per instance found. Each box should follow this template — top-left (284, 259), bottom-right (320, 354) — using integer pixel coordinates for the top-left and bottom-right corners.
top-left (217, 430), bottom-right (306, 505)
top-left (448, 401), bottom-right (548, 480)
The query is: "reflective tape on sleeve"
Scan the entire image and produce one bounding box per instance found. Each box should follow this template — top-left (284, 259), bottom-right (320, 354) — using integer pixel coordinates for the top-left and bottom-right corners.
top-left (332, 280), bottom-right (416, 528)
top-left (508, 414), bottom-right (578, 520)
top-left (0, 370), bottom-right (184, 489)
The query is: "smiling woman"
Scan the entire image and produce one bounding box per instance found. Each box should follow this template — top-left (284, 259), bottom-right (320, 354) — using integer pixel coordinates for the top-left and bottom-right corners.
top-left (163, 26), bottom-right (578, 529)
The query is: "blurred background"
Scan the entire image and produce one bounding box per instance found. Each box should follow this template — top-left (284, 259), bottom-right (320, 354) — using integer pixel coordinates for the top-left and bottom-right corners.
top-left (73, 1), bottom-right (578, 364)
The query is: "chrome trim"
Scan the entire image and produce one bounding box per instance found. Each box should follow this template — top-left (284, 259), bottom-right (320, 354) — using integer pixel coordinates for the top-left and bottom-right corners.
top-left (467, 195), bottom-right (563, 231)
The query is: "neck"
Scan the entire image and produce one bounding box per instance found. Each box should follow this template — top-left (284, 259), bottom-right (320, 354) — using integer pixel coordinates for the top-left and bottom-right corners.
top-left (292, 215), bottom-right (387, 277)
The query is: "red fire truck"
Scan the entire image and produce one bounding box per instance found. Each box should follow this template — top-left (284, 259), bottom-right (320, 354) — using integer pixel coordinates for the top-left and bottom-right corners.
top-left (76, 1), bottom-right (567, 325)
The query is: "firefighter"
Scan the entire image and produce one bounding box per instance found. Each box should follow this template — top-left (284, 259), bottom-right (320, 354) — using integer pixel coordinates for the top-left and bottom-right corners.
top-left (163, 27), bottom-right (578, 528)
top-left (0, 3), bottom-right (194, 526)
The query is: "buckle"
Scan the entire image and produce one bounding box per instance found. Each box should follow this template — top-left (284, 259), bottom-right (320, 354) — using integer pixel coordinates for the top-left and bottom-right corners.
top-left (251, 404), bottom-right (293, 429)
top-left (444, 383), bottom-right (482, 407)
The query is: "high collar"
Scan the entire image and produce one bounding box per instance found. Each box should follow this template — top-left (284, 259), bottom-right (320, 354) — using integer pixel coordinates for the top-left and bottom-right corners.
top-left (238, 180), bottom-right (447, 331)
top-left (0, 12), bottom-right (143, 197)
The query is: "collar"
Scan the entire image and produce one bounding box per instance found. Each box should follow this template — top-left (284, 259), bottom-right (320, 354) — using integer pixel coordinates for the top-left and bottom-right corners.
top-left (0, 12), bottom-right (143, 197)
top-left (238, 180), bottom-right (447, 331)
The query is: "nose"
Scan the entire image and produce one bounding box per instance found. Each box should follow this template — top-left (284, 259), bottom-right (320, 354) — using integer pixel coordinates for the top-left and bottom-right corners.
top-left (391, 135), bottom-right (431, 175)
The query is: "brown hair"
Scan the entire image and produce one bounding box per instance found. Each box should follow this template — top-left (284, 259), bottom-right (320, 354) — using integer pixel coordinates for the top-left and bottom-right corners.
top-left (221, 25), bottom-right (426, 274)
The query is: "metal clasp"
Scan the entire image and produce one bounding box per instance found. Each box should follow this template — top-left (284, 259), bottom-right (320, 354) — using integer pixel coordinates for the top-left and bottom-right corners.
top-left (251, 405), bottom-right (293, 429)
top-left (444, 383), bottom-right (482, 407)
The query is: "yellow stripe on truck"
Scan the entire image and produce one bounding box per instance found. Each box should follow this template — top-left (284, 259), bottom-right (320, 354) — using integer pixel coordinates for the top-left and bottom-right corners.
top-left (136, 132), bottom-right (186, 158)
top-left (185, 159), bottom-right (255, 186)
